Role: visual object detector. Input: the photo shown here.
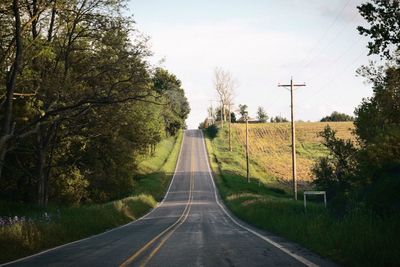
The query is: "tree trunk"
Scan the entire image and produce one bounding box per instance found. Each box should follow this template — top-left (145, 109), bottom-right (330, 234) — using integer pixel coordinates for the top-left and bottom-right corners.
top-left (223, 104), bottom-right (226, 122)
top-left (37, 127), bottom-right (47, 207)
top-left (0, 0), bottom-right (22, 181)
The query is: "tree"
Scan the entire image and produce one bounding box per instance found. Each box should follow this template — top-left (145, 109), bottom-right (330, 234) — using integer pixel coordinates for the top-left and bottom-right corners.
top-left (239, 104), bottom-right (249, 118)
top-left (0, 1), bottom-right (190, 206)
top-left (215, 106), bottom-right (230, 122)
top-left (357, 0), bottom-right (400, 60)
top-left (152, 68), bottom-right (190, 136)
top-left (320, 111), bottom-right (354, 122)
top-left (230, 112), bottom-right (237, 123)
top-left (355, 1), bottom-right (400, 214)
top-left (256, 106), bottom-right (268, 122)
top-left (270, 116), bottom-right (288, 123)
top-left (312, 126), bottom-right (358, 212)
top-left (214, 67), bottom-right (236, 123)
top-left (312, 0), bottom-right (400, 214)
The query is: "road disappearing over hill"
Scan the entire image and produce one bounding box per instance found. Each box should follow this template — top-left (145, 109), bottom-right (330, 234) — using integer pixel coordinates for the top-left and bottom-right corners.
top-left (4, 130), bottom-right (336, 267)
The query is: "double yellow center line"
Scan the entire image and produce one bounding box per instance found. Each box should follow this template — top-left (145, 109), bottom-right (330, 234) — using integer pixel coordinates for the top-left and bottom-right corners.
top-left (120, 138), bottom-right (195, 267)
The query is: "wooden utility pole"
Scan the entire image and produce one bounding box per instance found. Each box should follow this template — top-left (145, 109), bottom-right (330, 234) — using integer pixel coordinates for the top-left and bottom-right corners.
top-left (245, 114), bottom-right (250, 183)
top-left (220, 100), bottom-right (224, 128)
top-left (209, 100), bottom-right (214, 123)
top-left (228, 102), bottom-right (232, 151)
top-left (278, 77), bottom-right (306, 200)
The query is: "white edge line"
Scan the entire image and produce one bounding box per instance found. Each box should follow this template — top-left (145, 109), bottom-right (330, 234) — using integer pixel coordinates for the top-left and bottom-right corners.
top-left (199, 130), bottom-right (318, 267)
top-left (1, 131), bottom-right (187, 267)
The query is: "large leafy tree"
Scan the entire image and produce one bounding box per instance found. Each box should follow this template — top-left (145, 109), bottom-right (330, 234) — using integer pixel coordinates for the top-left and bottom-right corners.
top-left (152, 68), bottom-right (190, 136)
top-left (313, 0), bottom-right (400, 214)
top-left (0, 0), bottom-right (190, 206)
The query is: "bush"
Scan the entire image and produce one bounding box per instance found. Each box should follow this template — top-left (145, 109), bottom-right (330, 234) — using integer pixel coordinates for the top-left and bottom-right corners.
top-left (205, 124), bottom-right (219, 139)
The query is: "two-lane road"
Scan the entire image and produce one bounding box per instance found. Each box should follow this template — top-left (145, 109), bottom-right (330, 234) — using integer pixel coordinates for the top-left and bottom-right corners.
top-left (4, 130), bottom-right (336, 267)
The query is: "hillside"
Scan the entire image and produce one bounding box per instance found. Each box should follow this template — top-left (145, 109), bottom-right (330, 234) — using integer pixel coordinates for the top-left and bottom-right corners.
top-left (230, 122), bottom-right (354, 185)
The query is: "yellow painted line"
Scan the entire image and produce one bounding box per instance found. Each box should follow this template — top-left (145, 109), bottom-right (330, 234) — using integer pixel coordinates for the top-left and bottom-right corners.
top-left (120, 136), bottom-right (196, 267)
top-left (139, 138), bottom-right (196, 267)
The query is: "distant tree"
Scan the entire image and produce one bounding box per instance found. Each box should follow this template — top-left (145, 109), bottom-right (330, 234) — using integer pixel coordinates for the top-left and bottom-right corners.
top-left (270, 116), bottom-right (288, 123)
top-left (230, 112), bottom-right (237, 123)
top-left (214, 68), bottom-right (236, 122)
top-left (320, 111), bottom-right (354, 122)
top-left (238, 104), bottom-right (248, 121)
top-left (205, 124), bottom-right (218, 140)
top-left (215, 107), bottom-right (230, 122)
top-left (256, 106), bottom-right (268, 122)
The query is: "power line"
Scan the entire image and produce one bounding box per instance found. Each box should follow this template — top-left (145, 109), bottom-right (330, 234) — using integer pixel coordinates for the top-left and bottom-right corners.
top-left (304, 36), bottom-right (364, 83)
top-left (299, 50), bottom-right (365, 103)
top-left (295, 0), bottom-right (354, 70)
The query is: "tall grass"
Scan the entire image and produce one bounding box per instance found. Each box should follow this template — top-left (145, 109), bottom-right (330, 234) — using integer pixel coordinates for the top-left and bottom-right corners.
top-left (206, 128), bottom-right (400, 266)
top-left (0, 131), bottom-right (183, 264)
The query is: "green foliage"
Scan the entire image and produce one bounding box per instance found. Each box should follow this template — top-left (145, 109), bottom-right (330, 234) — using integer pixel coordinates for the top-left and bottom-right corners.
top-left (256, 106), bottom-right (268, 122)
top-left (0, 1), bottom-right (190, 207)
top-left (320, 111), bottom-right (354, 122)
top-left (205, 124), bottom-right (219, 140)
top-left (51, 167), bottom-right (89, 205)
top-left (270, 115), bottom-right (289, 123)
top-left (312, 126), bottom-right (358, 213)
top-left (152, 68), bottom-right (190, 136)
top-left (312, 2), bottom-right (400, 216)
top-left (238, 104), bottom-right (248, 120)
top-left (354, 67), bottom-right (400, 214)
top-left (230, 112), bottom-right (237, 123)
top-left (357, 0), bottom-right (400, 60)
top-left (214, 107), bottom-right (232, 122)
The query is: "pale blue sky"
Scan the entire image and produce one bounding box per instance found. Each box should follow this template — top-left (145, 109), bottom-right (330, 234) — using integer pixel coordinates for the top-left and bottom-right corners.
top-left (128, 0), bottom-right (372, 128)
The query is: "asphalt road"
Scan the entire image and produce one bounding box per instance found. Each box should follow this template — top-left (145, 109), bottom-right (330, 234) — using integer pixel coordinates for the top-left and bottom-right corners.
top-left (4, 130), bottom-right (337, 267)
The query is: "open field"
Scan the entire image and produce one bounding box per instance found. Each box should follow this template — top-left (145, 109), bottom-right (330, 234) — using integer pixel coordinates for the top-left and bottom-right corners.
top-left (0, 131), bottom-right (183, 264)
top-left (205, 128), bottom-right (400, 266)
top-left (232, 122), bottom-right (354, 185)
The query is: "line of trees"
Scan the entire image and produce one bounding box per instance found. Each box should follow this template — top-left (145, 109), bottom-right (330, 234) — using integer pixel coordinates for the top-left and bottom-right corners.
top-left (320, 111), bottom-right (354, 122)
top-left (312, 0), bottom-right (400, 215)
top-left (0, 0), bottom-right (189, 206)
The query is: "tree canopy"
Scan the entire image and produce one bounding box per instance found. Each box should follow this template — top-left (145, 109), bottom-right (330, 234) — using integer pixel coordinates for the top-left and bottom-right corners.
top-left (320, 111), bottom-right (354, 122)
top-left (0, 0), bottom-right (190, 206)
top-left (313, 0), bottom-right (400, 215)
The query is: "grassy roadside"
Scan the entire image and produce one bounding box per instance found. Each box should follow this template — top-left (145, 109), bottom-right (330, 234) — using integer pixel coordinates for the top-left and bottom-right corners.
top-left (0, 131), bottom-right (183, 264)
top-left (205, 128), bottom-right (400, 267)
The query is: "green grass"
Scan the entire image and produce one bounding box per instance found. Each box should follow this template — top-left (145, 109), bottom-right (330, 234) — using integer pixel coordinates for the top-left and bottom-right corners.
top-left (205, 128), bottom-right (400, 267)
top-left (0, 131), bottom-right (183, 264)
top-left (134, 132), bottom-right (184, 201)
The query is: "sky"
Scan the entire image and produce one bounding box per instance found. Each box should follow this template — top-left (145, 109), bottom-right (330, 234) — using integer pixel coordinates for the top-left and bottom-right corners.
top-left (128, 0), bottom-right (374, 129)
